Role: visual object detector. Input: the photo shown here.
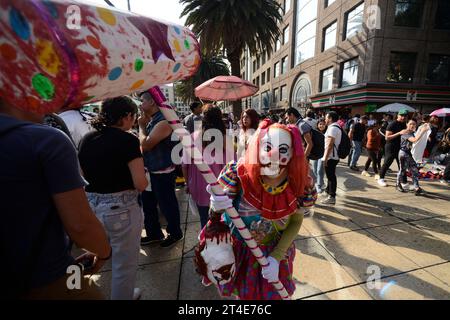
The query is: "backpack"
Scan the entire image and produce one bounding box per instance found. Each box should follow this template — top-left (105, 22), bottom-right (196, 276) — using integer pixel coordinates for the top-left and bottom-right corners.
top-left (303, 122), bottom-right (325, 160)
top-left (331, 124), bottom-right (351, 159)
top-left (345, 119), bottom-right (354, 132)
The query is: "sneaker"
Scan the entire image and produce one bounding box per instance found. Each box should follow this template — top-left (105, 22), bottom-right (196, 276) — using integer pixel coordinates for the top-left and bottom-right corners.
top-left (396, 184), bottom-right (407, 193)
top-left (350, 166), bottom-right (360, 172)
top-left (303, 207), bottom-right (314, 217)
top-left (160, 234), bottom-right (184, 248)
top-left (133, 288), bottom-right (142, 300)
top-left (401, 183), bottom-right (415, 192)
top-left (361, 170), bottom-right (371, 177)
top-left (415, 188), bottom-right (425, 196)
top-left (321, 196), bottom-right (336, 205)
top-left (141, 235), bottom-right (165, 246)
top-left (377, 179), bottom-right (387, 187)
top-left (374, 174), bottom-right (380, 180)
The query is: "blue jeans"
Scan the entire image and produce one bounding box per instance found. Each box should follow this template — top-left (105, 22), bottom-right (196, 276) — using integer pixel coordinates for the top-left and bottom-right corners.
top-left (87, 190), bottom-right (143, 300)
top-left (350, 140), bottom-right (363, 167)
top-left (311, 159), bottom-right (325, 191)
top-left (142, 171), bottom-right (183, 239)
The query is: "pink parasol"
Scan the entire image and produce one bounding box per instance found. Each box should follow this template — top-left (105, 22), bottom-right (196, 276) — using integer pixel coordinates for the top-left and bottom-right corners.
top-left (195, 76), bottom-right (258, 101)
top-left (430, 108), bottom-right (450, 117)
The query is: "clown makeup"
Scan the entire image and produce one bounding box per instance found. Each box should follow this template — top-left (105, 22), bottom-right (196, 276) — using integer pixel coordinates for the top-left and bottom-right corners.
top-left (259, 127), bottom-right (292, 177)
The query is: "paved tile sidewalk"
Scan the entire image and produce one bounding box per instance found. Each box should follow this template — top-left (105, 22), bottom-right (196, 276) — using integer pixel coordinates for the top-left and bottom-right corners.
top-left (93, 157), bottom-right (450, 300)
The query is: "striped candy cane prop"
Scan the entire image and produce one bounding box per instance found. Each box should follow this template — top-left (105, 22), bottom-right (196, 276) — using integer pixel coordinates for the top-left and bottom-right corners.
top-left (148, 86), bottom-right (290, 300)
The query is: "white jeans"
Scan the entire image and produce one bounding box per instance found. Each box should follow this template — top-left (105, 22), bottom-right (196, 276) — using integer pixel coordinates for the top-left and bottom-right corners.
top-left (87, 190), bottom-right (143, 300)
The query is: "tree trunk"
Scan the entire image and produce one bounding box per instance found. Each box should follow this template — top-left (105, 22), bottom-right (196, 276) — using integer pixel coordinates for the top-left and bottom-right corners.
top-left (226, 49), bottom-right (242, 120)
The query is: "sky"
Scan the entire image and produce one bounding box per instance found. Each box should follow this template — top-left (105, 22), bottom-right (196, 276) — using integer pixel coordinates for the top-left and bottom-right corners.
top-left (85, 0), bottom-right (187, 26)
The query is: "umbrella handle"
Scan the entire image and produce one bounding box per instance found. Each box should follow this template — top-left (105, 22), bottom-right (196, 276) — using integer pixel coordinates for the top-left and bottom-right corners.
top-left (148, 86), bottom-right (291, 300)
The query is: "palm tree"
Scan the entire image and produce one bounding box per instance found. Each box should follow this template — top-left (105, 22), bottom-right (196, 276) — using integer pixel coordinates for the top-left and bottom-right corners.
top-left (180, 0), bottom-right (282, 116)
top-left (175, 54), bottom-right (230, 104)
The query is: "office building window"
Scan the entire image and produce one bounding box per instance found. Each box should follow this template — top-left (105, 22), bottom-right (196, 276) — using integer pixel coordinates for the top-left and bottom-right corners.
top-left (294, 0), bottom-right (318, 65)
top-left (320, 67), bottom-right (334, 92)
top-left (280, 85), bottom-right (288, 101)
top-left (426, 54), bottom-right (450, 85)
top-left (256, 76), bottom-right (260, 87)
top-left (386, 52), bottom-right (417, 83)
top-left (284, 0), bottom-right (291, 13)
top-left (262, 52), bottom-right (266, 65)
top-left (344, 2), bottom-right (364, 40)
top-left (274, 61), bottom-right (280, 78)
top-left (394, 0), bottom-right (424, 28)
top-left (281, 56), bottom-right (288, 74)
top-left (341, 58), bottom-right (359, 87)
top-left (253, 60), bottom-right (256, 72)
top-left (275, 38), bottom-right (281, 51)
top-left (267, 68), bottom-right (271, 82)
top-left (322, 21), bottom-right (337, 51)
top-left (262, 71), bottom-right (266, 85)
top-left (273, 88), bottom-right (279, 102)
top-left (283, 25), bottom-right (290, 45)
top-left (325, 0), bottom-right (336, 7)
top-left (435, 0), bottom-right (450, 30)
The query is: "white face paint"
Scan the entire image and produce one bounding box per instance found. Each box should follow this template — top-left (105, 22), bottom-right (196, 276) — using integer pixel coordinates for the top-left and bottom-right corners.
top-left (200, 234), bottom-right (236, 286)
top-left (259, 127), bottom-right (292, 177)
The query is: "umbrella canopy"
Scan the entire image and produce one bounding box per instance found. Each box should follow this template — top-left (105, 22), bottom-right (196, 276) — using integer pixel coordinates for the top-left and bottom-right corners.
top-left (195, 76), bottom-right (258, 101)
top-left (376, 103), bottom-right (416, 113)
top-left (430, 108), bottom-right (450, 117)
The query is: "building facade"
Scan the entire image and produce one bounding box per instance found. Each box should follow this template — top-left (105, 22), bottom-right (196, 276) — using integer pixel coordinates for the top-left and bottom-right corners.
top-left (160, 84), bottom-right (190, 117)
top-left (241, 0), bottom-right (450, 116)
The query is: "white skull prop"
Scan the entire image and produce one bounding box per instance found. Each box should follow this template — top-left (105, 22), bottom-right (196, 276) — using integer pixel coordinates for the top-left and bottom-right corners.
top-left (259, 127), bottom-right (293, 177)
top-left (200, 233), bottom-right (236, 285)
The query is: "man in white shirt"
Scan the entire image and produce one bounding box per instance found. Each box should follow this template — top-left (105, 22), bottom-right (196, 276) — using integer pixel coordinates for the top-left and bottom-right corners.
top-left (322, 111), bottom-right (342, 205)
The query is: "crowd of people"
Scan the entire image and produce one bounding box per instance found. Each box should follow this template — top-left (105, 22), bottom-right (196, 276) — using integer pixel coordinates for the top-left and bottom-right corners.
top-left (2, 91), bottom-right (450, 300)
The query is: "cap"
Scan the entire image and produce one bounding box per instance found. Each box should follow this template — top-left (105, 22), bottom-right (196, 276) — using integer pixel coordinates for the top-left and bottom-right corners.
top-left (398, 109), bottom-right (409, 115)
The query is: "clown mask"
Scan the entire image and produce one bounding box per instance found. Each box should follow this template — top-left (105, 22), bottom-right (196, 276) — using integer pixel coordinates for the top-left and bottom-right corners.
top-left (259, 127), bottom-right (292, 178)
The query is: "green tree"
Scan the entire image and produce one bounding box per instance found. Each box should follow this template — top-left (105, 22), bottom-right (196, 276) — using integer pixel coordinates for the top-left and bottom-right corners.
top-left (180, 0), bottom-right (282, 116)
top-left (175, 54), bottom-right (230, 104)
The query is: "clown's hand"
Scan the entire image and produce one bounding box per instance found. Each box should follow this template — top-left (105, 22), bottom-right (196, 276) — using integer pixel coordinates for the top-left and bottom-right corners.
top-left (206, 184), bottom-right (233, 212)
top-left (261, 256), bottom-right (280, 283)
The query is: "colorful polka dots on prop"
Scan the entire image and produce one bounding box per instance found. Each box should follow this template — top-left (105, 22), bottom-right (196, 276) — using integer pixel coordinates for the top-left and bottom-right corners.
top-left (0, 0), bottom-right (201, 115)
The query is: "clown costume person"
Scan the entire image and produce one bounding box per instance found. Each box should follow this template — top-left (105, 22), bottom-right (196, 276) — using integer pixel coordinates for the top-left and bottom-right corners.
top-left (195, 120), bottom-right (317, 300)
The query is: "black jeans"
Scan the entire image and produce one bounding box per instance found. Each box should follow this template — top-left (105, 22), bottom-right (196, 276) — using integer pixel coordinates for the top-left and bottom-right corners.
top-left (379, 147), bottom-right (405, 182)
top-left (325, 159), bottom-right (339, 198)
top-left (142, 171), bottom-right (183, 239)
top-left (196, 205), bottom-right (210, 229)
top-left (365, 150), bottom-right (381, 174)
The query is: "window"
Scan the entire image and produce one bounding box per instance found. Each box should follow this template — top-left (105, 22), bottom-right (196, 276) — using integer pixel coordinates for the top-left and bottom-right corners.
top-left (341, 58), bottom-right (359, 87)
top-left (273, 88), bottom-right (279, 102)
top-left (256, 56), bottom-right (260, 70)
top-left (295, 0), bottom-right (318, 65)
top-left (274, 62), bottom-right (280, 78)
top-left (283, 26), bottom-right (290, 45)
top-left (256, 76), bottom-right (260, 87)
top-left (386, 52), bottom-right (417, 83)
top-left (267, 68), bottom-right (271, 82)
top-left (284, 0), bottom-right (291, 13)
top-left (394, 0), bottom-right (424, 28)
top-left (344, 2), bottom-right (364, 40)
top-left (435, 0), bottom-right (450, 30)
top-left (281, 56), bottom-right (288, 74)
top-left (322, 21), bottom-right (337, 51)
top-left (262, 52), bottom-right (266, 65)
top-left (275, 38), bottom-right (281, 51)
top-left (426, 54), bottom-right (450, 85)
top-left (261, 71), bottom-right (266, 85)
top-left (320, 67), bottom-right (334, 92)
top-left (325, 0), bottom-right (336, 7)
top-left (280, 85), bottom-right (288, 101)
top-left (253, 60), bottom-right (256, 72)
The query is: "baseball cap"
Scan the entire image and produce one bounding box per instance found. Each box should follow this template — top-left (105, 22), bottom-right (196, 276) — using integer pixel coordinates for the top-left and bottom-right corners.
top-left (398, 109), bottom-right (409, 115)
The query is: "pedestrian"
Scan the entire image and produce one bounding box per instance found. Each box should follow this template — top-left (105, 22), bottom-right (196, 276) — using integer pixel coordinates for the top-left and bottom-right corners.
top-left (182, 104), bottom-right (229, 228)
top-left (362, 120), bottom-right (382, 178)
top-left (426, 115), bottom-right (440, 158)
top-left (304, 109), bottom-right (318, 129)
top-left (396, 119), bottom-right (430, 195)
top-left (321, 111), bottom-right (342, 205)
top-left (138, 91), bottom-right (184, 248)
top-left (0, 97), bottom-right (110, 300)
top-left (78, 96), bottom-right (148, 300)
top-left (182, 101), bottom-right (203, 134)
top-left (377, 109), bottom-right (409, 187)
top-left (348, 115), bottom-right (368, 171)
top-left (311, 118), bottom-right (327, 193)
top-left (237, 108), bottom-right (259, 159)
top-left (286, 107), bottom-right (314, 160)
top-left (59, 109), bottom-right (96, 150)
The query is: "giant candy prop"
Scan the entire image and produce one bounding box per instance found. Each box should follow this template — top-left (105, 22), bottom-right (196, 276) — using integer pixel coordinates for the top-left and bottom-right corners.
top-left (0, 0), bottom-right (200, 114)
top-left (148, 86), bottom-right (291, 300)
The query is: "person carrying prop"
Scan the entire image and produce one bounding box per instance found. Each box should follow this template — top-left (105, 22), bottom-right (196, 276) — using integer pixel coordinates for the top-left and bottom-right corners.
top-left (194, 119), bottom-right (317, 300)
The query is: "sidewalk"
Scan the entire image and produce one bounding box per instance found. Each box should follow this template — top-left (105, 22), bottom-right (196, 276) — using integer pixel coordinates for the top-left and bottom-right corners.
top-left (92, 157), bottom-right (450, 300)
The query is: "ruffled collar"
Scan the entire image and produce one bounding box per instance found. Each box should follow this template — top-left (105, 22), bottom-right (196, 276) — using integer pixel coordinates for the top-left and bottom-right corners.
top-left (237, 163), bottom-right (298, 220)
